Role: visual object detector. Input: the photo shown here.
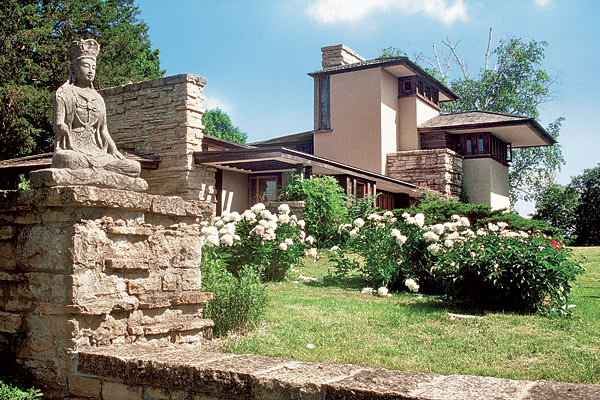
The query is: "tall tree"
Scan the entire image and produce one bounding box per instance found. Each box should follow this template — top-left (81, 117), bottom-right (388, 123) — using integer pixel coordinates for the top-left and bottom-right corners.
top-left (0, 0), bottom-right (164, 160)
top-left (381, 31), bottom-right (564, 204)
top-left (202, 108), bottom-right (247, 144)
top-left (571, 164), bottom-right (600, 245)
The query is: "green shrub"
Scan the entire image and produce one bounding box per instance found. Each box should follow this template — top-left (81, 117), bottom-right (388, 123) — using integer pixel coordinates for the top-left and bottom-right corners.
top-left (201, 252), bottom-right (268, 337)
top-left (0, 379), bottom-right (41, 400)
top-left (280, 174), bottom-right (348, 247)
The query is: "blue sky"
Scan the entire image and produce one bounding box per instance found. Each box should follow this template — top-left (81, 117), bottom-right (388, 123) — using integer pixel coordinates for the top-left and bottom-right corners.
top-left (138, 0), bottom-right (599, 214)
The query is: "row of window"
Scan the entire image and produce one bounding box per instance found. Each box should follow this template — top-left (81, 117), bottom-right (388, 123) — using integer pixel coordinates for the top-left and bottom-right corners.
top-left (399, 77), bottom-right (440, 106)
top-left (246, 173), bottom-right (405, 211)
top-left (423, 132), bottom-right (510, 165)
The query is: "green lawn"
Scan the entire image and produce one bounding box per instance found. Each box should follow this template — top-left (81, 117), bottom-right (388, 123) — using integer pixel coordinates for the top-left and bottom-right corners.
top-left (217, 247), bottom-right (600, 384)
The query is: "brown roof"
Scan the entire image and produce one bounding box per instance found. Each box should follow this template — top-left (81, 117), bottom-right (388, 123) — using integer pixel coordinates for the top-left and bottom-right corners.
top-left (419, 111), bottom-right (527, 129)
top-left (250, 130), bottom-right (315, 146)
top-left (418, 111), bottom-right (556, 148)
top-left (0, 149), bottom-right (161, 171)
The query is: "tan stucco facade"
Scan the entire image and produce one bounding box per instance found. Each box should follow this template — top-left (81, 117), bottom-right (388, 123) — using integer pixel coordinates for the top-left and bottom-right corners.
top-left (314, 68), bottom-right (384, 174)
top-left (463, 158), bottom-right (510, 210)
top-left (220, 170), bottom-right (248, 214)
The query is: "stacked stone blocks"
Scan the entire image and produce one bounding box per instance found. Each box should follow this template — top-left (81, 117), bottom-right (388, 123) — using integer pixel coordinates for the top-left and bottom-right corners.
top-left (0, 186), bottom-right (213, 395)
top-left (387, 149), bottom-right (463, 197)
top-left (99, 74), bottom-right (216, 206)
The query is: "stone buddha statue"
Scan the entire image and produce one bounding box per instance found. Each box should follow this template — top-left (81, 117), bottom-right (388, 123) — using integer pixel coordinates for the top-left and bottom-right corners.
top-left (30, 38), bottom-right (148, 191)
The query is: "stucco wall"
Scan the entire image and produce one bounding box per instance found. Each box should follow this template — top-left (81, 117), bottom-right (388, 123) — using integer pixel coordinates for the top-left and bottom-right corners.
top-left (416, 97), bottom-right (440, 125)
top-left (380, 70), bottom-right (399, 173)
top-left (463, 158), bottom-right (509, 210)
top-left (220, 170), bottom-right (248, 214)
top-left (397, 96), bottom-right (418, 151)
top-left (314, 68), bottom-right (383, 174)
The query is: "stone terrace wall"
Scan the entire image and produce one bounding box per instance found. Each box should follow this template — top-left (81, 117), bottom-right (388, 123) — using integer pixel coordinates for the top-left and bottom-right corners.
top-left (65, 344), bottom-right (600, 400)
top-left (0, 187), bottom-right (213, 397)
top-left (99, 74), bottom-right (216, 209)
top-left (387, 149), bottom-right (463, 197)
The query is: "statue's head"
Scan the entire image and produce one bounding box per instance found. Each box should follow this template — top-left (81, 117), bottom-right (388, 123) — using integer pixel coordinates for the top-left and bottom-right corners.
top-left (68, 39), bottom-right (100, 86)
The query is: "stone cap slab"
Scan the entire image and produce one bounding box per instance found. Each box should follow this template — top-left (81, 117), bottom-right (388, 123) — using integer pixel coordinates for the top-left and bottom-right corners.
top-left (0, 186), bottom-right (212, 218)
top-left (73, 344), bottom-right (600, 399)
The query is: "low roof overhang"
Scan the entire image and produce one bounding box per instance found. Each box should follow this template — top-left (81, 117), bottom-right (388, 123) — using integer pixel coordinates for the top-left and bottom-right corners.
top-left (194, 147), bottom-right (418, 196)
top-left (418, 117), bottom-right (556, 148)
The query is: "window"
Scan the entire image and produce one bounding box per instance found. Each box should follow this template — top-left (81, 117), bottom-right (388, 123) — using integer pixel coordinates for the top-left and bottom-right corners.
top-left (319, 77), bottom-right (330, 129)
top-left (248, 175), bottom-right (280, 206)
top-left (356, 182), bottom-right (367, 198)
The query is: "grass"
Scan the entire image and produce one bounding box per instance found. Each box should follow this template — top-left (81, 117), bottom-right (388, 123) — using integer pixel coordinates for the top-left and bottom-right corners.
top-left (216, 247), bottom-right (600, 384)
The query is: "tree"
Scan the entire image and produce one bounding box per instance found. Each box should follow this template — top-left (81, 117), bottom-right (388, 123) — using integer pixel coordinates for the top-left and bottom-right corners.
top-left (201, 108), bottom-right (247, 144)
top-left (571, 164), bottom-right (600, 245)
top-left (0, 0), bottom-right (164, 160)
top-left (381, 30), bottom-right (564, 204)
top-left (531, 183), bottom-right (579, 241)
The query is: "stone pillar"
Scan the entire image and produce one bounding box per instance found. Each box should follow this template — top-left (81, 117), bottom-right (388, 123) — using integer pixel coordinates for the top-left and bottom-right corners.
top-left (386, 149), bottom-right (463, 197)
top-left (0, 186), bottom-right (213, 396)
top-left (321, 44), bottom-right (365, 68)
top-left (99, 74), bottom-right (217, 207)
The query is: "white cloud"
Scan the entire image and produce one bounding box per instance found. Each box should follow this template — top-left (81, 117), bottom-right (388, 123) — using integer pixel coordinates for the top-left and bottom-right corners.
top-left (534, 0), bottom-right (550, 6)
top-left (203, 96), bottom-right (234, 114)
top-left (306, 0), bottom-right (468, 25)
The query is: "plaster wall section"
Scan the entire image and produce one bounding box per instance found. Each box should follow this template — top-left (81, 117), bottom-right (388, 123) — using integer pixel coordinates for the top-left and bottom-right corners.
top-left (463, 158), bottom-right (510, 209)
top-left (380, 69), bottom-right (399, 173)
top-left (314, 68), bottom-right (383, 174)
top-left (416, 97), bottom-right (440, 125)
top-left (220, 170), bottom-right (248, 214)
top-left (397, 96), bottom-right (419, 151)
top-left (99, 74), bottom-right (216, 207)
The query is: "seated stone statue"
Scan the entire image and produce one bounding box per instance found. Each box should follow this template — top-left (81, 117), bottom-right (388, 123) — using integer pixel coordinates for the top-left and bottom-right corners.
top-left (53, 38), bottom-right (141, 177)
top-left (31, 38), bottom-right (147, 191)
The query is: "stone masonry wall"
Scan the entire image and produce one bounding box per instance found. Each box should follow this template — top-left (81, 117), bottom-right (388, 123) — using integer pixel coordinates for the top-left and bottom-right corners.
top-left (99, 74), bottom-right (216, 209)
top-left (387, 149), bottom-right (463, 197)
top-left (0, 187), bottom-right (213, 397)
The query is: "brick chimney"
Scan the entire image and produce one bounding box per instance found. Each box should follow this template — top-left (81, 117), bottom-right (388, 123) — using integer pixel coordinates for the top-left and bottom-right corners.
top-left (321, 44), bottom-right (365, 68)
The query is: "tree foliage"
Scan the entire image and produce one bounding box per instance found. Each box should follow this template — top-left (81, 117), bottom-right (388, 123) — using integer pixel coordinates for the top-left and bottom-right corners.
top-left (533, 164), bottom-right (600, 245)
top-left (0, 0), bottom-right (164, 160)
top-left (571, 164), bottom-right (600, 245)
top-left (381, 32), bottom-right (564, 204)
top-left (201, 108), bottom-right (247, 144)
top-left (532, 183), bottom-right (579, 241)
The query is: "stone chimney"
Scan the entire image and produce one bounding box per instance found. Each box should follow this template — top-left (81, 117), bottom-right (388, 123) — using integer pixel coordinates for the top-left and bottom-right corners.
top-left (321, 44), bottom-right (365, 68)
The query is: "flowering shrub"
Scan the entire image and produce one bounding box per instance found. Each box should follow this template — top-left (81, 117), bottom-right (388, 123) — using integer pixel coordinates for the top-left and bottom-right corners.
top-left (201, 203), bottom-right (314, 282)
top-left (428, 221), bottom-right (584, 312)
top-left (334, 210), bottom-right (584, 313)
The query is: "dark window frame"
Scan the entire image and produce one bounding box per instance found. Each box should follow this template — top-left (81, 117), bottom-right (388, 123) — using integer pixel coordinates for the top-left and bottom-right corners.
top-left (318, 77), bottom-right (330, 130)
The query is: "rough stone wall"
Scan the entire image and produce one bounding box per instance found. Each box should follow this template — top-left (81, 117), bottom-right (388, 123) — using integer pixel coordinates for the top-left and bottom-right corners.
top-left (0, 187), bottom-right (213, 396)
top-left (387, 149), bottom-right (463, 197)
top-left (99, 74), bottom-right (216, 208)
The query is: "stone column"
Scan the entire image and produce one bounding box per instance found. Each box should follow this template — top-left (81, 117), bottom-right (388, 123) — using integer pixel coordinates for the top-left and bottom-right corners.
top-left (0, 186), bottom-right (214, 396)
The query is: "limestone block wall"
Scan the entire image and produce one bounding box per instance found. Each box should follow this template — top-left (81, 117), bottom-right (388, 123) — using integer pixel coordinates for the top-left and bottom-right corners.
top-left (387, 149), bottom-right (463, 197)
top-left (0, 187), bottom-right (213, 396)
top-left (99, 74), bottom-right (216, 208)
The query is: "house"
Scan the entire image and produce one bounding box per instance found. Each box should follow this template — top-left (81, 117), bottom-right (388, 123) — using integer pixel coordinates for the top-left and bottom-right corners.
top-left (0, 45), bottom-right (555, 215)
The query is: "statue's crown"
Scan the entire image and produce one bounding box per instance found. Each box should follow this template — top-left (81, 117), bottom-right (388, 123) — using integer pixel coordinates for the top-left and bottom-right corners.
top-left (68, 39), bottom-right (100, 63)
